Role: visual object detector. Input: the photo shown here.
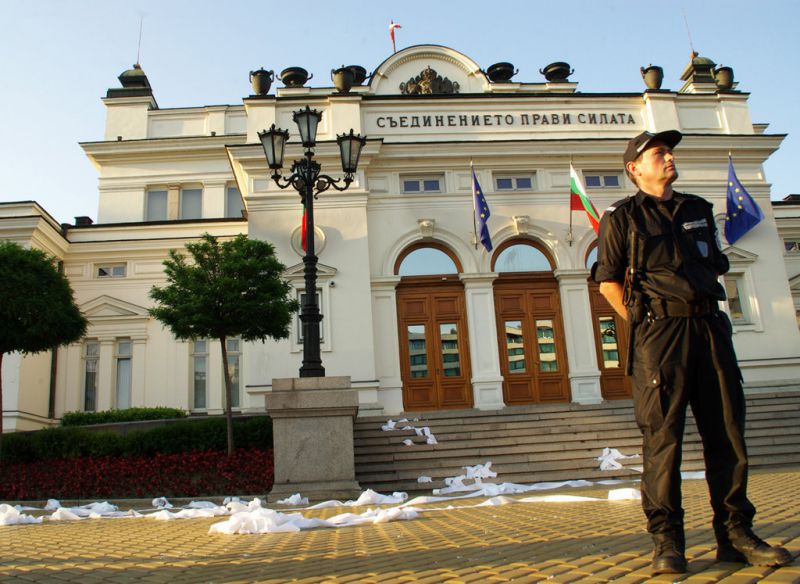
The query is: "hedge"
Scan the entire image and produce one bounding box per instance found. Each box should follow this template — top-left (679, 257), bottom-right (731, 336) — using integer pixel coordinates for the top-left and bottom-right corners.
top-left (61, 407), bottom-right (187, 427)
top-left (1, 416), bottom-right (273, 465)
top-left (0, 448), bottom-right (274, 500)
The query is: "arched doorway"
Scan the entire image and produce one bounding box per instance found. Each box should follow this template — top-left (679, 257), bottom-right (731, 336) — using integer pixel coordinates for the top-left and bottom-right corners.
top-left (586, 245), bottom-right (632, 399)
top-left (395, 243), bottom-right (473, 411)
top-left (492, 240), bottom-right (570, 404)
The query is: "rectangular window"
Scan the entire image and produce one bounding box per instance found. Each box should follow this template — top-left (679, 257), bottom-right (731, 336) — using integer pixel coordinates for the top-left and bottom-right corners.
top-left (146, 190), bottom-right (168, 221)
top-left (115, 339), bottom-right (132, 410)
top-left (225, 338), bottom-right (241, 409)
top-left (191, 339), bottom-right (208, 410)
top-left (584, 174), bottom-right (621, 189)
top-left (495, 175), bottom-right (534, 191)
top-left (83, 341), bottom-right (99, 412)
top-left (96, 264), bottom-right (127, 278)
top-left (297, 289), bottom-right (323, 343)
top-left (784, 239), bottom-right (800, 254)
top-left (226, 186), bottom-right (244, 218)
top-left (180, 188), bottom-right (203, 220)
top-left (402, 176), bottom-right (443, 194)
top-left (724, 275), bottom-right (749, 325)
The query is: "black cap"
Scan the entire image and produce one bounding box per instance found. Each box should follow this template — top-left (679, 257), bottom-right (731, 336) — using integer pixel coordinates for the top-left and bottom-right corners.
top-left (623, 130), bottom-right (682, 165)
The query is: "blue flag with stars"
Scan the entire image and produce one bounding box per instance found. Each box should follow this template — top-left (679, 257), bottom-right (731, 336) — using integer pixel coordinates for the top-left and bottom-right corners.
top-left (724, 157), bottom-right (763, 245)
top-left (472, 167), bottom-right (493, 252)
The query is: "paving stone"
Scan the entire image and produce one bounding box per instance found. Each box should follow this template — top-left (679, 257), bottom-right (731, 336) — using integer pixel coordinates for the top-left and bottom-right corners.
top-left (0, 469), bottom-right (798, 582)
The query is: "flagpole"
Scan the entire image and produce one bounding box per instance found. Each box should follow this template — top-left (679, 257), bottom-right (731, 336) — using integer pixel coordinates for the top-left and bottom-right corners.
top-left (470, 159), bottom-right (479, 250)
top-left (567, 158), bottom-right (574, 247)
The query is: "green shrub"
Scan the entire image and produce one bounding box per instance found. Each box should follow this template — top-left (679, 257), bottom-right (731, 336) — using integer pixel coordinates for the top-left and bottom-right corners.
top-left (61, 407), bottom-right (187, 426)
top-left (1, 416), bottom-right (272, 465)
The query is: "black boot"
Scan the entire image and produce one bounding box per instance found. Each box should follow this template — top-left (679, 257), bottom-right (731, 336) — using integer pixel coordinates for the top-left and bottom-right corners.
top-left (715, 526), bottom-right (747, 563)
top-left (652, 532), bottom-right (688, 575)
top-left (726, 527), bottom-right (792, 567)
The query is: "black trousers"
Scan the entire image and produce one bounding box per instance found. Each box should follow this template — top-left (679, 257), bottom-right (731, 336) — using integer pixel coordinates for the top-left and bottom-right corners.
top-left (631, 311), bottom-right (756, 537)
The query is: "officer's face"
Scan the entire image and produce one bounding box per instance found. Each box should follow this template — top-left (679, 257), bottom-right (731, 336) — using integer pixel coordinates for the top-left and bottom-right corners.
top-left (630, 141), bottom-right (678, 187)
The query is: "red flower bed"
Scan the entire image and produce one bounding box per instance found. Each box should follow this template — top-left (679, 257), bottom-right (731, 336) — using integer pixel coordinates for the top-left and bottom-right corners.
top-left (0, 448), bottom-right (273, 501)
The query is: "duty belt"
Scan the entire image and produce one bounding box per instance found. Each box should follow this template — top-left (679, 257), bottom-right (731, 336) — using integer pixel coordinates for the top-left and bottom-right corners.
top-left (647, 299), bottom-right (718, 318)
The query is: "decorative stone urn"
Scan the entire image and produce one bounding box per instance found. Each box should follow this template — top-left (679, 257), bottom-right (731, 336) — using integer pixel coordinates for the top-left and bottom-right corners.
top-left (249, 68), bottom-right (274, 95)
top-left (640, 65), bottom-right (664, 90)
top-left (486, 62), bottom-right (518, 82)
top-left (714, 65), bottom-right (734, 90)
top-left (540, 61), bottom-right (574, 82)
top-left (331, 66), bottom-right (355, 93)
top-left (280, 66), bottom-right (312, 88)
top-left (347, 65), bottom-right (369, 86)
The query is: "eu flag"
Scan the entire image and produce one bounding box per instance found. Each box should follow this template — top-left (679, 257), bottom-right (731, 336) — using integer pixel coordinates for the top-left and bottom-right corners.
top-left (724, 157), bottom-right (763, 244)
top-left (472, 167), bottom-right (493, 252)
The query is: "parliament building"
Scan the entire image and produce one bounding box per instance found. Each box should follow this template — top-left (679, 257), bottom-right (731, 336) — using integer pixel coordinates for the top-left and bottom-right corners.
top-left (3, 45), bottom-right (799, 432)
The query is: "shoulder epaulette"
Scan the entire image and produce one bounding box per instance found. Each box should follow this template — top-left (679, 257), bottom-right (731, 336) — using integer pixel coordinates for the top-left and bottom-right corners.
top-left (605, 196), bottom-right (634, 215)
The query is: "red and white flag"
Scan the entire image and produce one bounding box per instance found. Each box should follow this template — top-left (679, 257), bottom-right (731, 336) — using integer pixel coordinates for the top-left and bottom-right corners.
top-left (390, 21), bottom-right (401, 53)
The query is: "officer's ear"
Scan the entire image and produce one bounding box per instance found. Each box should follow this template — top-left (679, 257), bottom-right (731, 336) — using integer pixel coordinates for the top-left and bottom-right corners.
top-left (625, 160), bottom-right (639, 178)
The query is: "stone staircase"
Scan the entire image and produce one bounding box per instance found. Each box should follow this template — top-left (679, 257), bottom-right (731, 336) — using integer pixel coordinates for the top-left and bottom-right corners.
top-left (354, 391), bottom-right (800, 494)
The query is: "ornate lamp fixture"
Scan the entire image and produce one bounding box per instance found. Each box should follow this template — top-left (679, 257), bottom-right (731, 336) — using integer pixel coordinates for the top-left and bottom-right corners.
top-left (258, 109), bottom-right (366, 377)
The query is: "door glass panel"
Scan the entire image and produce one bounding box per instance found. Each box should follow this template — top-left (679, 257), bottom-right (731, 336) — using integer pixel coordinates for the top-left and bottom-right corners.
top-left (407, 324), bottom-right (428, 378)
top-left (598, 317), bottom-right (620, 368)
top-left (535, 319), bottom-right (558, 372)
top-left (439, 323), bottom-right (461, 377)
top-left (504, 320), bottom-right (526, 373)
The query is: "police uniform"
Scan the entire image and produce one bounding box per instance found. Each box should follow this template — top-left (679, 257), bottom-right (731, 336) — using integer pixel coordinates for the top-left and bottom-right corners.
top-left (592, 188), bottom-right (756, 545)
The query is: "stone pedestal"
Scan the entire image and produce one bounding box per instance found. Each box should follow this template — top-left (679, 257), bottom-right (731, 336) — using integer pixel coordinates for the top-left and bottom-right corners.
top-left (265, 376), bottom-right (362, 502)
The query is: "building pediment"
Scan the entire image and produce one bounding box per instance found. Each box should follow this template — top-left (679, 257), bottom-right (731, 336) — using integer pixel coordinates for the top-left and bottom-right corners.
top-left (81, 295), bottom-right (150, 320)
top-left (724, 245), bottom-right (759, 264)
top-left (369, 45), bottom-right (488, 96)
top-left (284, 263), bottom-right (337, 281)
top-left (790, 274), bottom-right (800, 292)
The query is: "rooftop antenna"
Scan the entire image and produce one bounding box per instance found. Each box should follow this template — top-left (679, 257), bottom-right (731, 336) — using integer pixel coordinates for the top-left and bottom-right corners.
top-left (136, 14), bottom-right (144, 65)
top-left (681, 7), bottom-right (697, 57)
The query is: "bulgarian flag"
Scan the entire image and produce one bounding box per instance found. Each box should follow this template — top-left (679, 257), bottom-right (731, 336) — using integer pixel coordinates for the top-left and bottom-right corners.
top-left (569, 164), bottom-right (600, 234)
top-left (390, 21), bottom-right (401, 53)
top-left (301, 206), bottom-right (307, 252)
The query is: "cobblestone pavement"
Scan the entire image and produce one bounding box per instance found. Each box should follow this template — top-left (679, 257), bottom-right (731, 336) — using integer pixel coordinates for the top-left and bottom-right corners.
top-left (1, 469), bottom-right (798, 583)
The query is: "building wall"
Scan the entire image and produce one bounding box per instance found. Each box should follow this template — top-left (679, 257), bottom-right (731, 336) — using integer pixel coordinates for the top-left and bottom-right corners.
top-left (3, 44), bottom-right (800, 432)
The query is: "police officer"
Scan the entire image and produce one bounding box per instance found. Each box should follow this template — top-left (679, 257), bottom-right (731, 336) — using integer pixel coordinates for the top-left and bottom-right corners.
top-left (592, 130), bottom-right (792, 574)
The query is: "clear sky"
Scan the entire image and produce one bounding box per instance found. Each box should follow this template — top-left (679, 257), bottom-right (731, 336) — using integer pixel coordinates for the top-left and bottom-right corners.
top-left (2, 0), bottom-right (798, 224)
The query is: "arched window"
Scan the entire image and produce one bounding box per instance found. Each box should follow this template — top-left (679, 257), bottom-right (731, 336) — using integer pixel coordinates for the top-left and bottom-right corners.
top-left (585, 245), bottom-right (598, 269)
top-left (492, 241), bottom-right (554, 273)
top-left (395, 243), bottom-right (461, 276)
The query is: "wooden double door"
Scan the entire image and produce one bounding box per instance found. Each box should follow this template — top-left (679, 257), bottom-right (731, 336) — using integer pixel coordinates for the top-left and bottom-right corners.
top-left (588, 282), bottom-right (632, 399)
top-left (396, 278), bottom-right (473, 411)
top-left (493, 276), bottom-right (570, 404)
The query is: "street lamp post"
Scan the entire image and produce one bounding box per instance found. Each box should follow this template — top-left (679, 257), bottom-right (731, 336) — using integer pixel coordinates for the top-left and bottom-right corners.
top-left (259, 106), bottom-right (367, 377)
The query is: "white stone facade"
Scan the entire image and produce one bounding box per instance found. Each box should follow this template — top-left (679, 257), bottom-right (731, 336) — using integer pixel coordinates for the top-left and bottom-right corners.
top-left (3, 45), bottom-right (799, 432)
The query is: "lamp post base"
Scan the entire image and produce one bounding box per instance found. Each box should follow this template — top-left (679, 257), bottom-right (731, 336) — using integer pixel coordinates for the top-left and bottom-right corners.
top-left (265, 376), bottom-right (362, 503)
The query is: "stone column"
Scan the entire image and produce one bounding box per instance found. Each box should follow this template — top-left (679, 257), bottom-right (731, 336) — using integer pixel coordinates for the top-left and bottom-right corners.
top-left (265, 376), bottom-right (361, 502)
top-left (554, 269), bottom-right (602, 404)
top-left (460, 273), bottom-right (505, 410)
top-left (370, 277), bottom-right (404, 414)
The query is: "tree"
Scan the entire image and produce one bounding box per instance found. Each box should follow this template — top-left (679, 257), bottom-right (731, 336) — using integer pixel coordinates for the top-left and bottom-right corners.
top-left (0, 241), bottom-right (88, 459)
top-left (149, 233), bottom-right (298, 457)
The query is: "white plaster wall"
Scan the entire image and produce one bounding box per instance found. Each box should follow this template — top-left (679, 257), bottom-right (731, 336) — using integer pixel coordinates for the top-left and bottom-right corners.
top-left (246, 192), bottom-right (377, 387)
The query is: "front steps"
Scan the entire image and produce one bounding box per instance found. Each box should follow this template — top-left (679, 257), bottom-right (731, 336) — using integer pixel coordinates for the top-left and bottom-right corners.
top-left (354, 391), bottom-right (800, 494)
